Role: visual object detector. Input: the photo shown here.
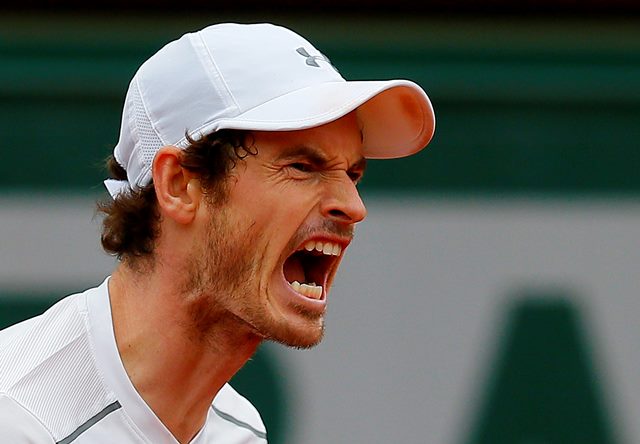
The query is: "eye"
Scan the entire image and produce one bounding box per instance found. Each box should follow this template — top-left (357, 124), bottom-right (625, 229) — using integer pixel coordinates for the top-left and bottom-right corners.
top-left (289, 162), bottom-right (313, 172)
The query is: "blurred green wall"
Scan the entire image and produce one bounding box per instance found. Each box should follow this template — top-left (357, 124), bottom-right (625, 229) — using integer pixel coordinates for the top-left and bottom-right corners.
top-left (2, 15), bottom-right (639, 195)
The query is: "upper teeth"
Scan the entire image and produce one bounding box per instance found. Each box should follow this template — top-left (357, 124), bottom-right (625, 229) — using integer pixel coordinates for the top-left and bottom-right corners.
top-left (303, 240), bottom-right (342, 256)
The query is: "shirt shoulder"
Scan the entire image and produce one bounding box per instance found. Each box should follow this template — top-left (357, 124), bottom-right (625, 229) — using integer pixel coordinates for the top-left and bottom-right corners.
top-left (0, 293), bottom-right (84, 389)
top-left (0, 394), bottom-right (55, 443)
top-left (0, 284), bottom-right (118, 442)
top-left (208, 384), bottom-right (267, 442)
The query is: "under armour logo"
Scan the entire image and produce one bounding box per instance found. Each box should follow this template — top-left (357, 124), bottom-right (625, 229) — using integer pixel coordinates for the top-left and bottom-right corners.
top-left (296, 47), bottom-right (338, 72)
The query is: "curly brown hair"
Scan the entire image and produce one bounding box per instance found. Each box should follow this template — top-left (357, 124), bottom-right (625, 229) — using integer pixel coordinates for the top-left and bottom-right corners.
top-left (97, 129), bottom-right (254, 264)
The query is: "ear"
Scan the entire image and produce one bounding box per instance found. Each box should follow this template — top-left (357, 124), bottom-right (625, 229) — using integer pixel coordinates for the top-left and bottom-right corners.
top-left (152, 146), bottom-right (202, 225)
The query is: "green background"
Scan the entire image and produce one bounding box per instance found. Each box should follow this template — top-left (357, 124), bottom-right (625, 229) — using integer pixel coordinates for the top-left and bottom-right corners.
top-left (2, 16), bottom-right (639, 196)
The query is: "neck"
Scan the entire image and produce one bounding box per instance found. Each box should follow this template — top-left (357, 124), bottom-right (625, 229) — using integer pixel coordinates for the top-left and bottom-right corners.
top-left (108, 264), bottom-right (262, 443)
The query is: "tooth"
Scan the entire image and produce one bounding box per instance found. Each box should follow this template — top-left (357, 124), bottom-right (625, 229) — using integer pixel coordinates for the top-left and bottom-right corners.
top-left (292, 282), bottom-right (323, 299)
top-left (300, 283), bottom-right (312, 297)
top-left (315, 241), bottom-right (323, 252)
top-left (304, 284), bottom-right (315, 299)
top-left (304, 241), bottom-right (314, 251)
top-left (332, 244), bottom-right (341, 256)
top-left (325, 243), bottom-right (333, 255)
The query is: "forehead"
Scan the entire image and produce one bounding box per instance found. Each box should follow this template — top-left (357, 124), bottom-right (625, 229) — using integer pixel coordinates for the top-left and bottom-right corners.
top-left (251, 112), bottom-right (365, 162)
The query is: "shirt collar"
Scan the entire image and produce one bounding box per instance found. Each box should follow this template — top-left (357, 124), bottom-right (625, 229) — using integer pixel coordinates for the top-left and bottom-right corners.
top-left (86, 277), bottom-right (211, 443)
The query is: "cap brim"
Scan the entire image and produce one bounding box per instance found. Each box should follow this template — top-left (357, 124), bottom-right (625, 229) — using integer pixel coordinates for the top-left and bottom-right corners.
top-left (189, 80), bottom-right (435, 159)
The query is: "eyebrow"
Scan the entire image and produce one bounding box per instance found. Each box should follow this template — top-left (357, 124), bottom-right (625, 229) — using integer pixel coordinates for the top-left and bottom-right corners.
top-left (276, 145), bottom-right (367, 172)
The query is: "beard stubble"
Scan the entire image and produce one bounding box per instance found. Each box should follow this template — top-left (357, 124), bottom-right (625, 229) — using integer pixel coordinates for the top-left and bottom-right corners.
top-left (181, 205), bottom-right (328, 349)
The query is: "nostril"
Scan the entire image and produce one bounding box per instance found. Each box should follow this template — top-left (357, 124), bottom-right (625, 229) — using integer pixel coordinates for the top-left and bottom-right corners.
top-left (328, 209), bottom-right (348, 220)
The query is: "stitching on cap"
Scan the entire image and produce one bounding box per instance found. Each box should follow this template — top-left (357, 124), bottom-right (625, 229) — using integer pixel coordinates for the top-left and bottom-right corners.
top-left (195, 32), bottom-right (240, 111)
top-left (134, 76), bottom-right (167, 147)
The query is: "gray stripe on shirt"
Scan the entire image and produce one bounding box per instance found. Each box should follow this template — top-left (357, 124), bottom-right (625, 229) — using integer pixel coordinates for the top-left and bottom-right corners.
top-left (57, 401), bottom-right (122, 444)
top-left (211, 405), bottom-right (267, 440)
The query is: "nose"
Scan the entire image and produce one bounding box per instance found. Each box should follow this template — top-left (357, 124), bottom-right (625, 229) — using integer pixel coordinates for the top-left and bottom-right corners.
top-left (320, 177), bottom-right (367, 224)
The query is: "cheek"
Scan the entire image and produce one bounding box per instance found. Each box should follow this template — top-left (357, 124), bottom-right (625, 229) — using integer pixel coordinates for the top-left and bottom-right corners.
top-left (231, 174), bottom-right (322, 240)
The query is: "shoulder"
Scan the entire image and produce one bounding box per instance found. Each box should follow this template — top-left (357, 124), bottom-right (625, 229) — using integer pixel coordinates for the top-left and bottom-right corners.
top-left (210, 383), bottom-right (267, 441)
top-left (0, 393), bottom-right (55, 442)
top-left (0, 291), bottom-right (85, 390)
top-left (0, 283), bottom-right (116, 442)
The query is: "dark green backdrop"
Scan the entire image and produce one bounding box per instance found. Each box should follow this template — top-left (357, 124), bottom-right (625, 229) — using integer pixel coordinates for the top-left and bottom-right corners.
top-left (2, 16), bottom-right (639, 196)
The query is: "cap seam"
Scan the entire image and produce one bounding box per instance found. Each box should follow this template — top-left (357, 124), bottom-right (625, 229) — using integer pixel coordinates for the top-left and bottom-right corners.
top-left (121, 80), bottom-right (140, 186)
top-left (135, 76), bottom-right (168, 148)
top-left (117, 84), bottom-right (137, 172)
top-left (132, 76), bottom-right (164, 188)
top-left (194, 32), bottom-right (240, 112)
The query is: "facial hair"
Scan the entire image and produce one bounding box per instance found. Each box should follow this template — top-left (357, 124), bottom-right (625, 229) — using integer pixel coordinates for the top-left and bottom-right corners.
top-left (181, 205), bottom-right (331, 349)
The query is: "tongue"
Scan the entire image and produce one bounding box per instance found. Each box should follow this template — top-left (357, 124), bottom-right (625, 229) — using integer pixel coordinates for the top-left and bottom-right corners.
top-left (283, 254), bottom-right (305, 283)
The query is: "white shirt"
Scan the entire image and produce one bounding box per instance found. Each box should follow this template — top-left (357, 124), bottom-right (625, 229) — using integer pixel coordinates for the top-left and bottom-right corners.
top-left (0, 278), bottom-right (267, 443)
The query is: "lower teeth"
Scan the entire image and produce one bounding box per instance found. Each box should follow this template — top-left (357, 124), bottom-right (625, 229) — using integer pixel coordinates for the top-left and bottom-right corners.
top-left (290, 281), bottom-right (323, 299)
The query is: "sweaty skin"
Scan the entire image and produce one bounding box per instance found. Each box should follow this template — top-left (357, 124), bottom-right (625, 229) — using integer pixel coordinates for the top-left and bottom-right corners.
top-left (108, 112), bottom-right (367, 443)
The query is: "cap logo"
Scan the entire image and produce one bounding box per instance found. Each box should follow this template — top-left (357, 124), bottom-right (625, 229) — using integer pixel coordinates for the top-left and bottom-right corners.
top-left (296, 47), bottom-right (338, 72)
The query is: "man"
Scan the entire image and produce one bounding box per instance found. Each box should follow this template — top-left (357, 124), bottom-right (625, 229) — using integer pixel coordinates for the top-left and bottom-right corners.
top-left (0, 23), bottom-right (434, 443)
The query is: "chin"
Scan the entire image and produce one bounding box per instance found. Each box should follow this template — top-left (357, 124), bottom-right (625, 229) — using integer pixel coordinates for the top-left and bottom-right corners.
top-left (260, 314), bottom-right (326, 350)
top-left (270, 328), bottom-right (325, 350)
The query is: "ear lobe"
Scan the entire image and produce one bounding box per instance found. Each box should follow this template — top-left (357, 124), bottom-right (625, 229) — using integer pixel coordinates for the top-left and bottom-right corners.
top-left (152, 146), bottom-right (201, 224)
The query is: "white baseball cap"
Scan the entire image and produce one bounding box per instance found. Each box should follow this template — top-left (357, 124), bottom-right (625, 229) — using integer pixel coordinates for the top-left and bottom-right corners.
top-left (105, 22), bottom-right (436, 198)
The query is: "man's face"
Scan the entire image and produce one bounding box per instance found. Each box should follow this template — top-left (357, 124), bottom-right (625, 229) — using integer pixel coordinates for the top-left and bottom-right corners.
top-left (187, 112), bottom-right (367, 348)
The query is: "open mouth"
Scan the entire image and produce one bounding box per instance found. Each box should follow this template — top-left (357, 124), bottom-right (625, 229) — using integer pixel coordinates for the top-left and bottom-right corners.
top-left (282, 240), bottom-right (343, 300)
